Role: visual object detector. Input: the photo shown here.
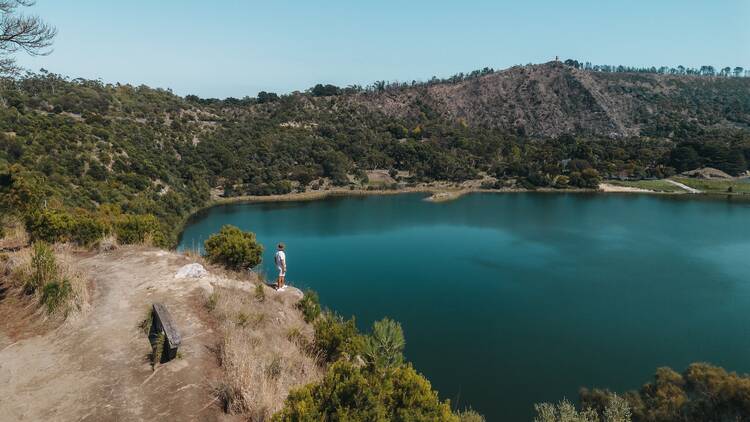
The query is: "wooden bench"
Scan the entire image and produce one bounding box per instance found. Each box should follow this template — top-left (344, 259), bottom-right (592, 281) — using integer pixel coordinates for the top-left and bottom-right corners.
top-left (149, 303), bottom-right (182, 362)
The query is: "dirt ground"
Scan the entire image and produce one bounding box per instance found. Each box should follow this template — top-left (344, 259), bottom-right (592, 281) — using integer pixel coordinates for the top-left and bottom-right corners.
top-left (0, 247), bottom-right (247, 422)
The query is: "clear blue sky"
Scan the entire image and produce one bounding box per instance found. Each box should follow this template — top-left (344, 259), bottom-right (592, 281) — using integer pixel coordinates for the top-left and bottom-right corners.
top-left (15, 0), bottom-right (750, 98)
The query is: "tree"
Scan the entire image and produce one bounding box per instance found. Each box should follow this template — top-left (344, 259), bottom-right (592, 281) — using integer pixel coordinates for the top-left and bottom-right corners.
top-left (734, 66), bottom-right (744, 77)
top-left (669, 145), bottom-right (701, 173)
top-left (256, 91), bottom-right (279, 103)
top-left (203, 225), bottom-right (263, 270)
top-left (310, 83), bottom-right (340, 97)
top-left (361, 318), bottom-right (406, 370)
top-left (0, 0), bottom-right (56, 74)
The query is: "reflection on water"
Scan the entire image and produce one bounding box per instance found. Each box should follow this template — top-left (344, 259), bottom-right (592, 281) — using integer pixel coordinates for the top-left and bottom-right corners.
top-left (179, 192), bottom-right (750, 421)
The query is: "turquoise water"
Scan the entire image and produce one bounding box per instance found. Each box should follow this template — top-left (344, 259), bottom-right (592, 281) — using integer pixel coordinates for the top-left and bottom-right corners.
top-left (179, 193), bottom-right (750, 420)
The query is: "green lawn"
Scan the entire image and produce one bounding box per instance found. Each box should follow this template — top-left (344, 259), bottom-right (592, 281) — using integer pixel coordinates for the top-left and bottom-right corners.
top-left (671, 177), bottom-right (750, 194)
top-left (607, 180), bottom-right (684, 193)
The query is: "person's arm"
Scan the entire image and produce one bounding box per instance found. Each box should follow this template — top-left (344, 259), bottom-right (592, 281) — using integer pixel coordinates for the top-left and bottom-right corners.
top-left (282, 255), bottom-right (287, 272)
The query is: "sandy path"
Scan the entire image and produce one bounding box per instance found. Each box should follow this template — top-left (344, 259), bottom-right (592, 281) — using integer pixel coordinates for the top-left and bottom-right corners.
top-left (666, 179), bottom-right (701, 194)
top-left (598, 183), bottom-right (654, 193)
top-left (0, 247), bottom-right (231, 422)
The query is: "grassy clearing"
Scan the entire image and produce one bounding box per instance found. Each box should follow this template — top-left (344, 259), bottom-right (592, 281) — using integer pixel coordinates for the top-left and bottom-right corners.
top-left (208, 285), bottom-right (322, 420)
top-left (606, 180), bottom-right (683, 193)
top-left (672, 177), bottom-right (750, 194)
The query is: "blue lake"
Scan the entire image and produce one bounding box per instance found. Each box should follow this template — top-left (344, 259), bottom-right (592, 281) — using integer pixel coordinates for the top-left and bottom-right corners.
top-left (179, 193), bottom-right (750, 420)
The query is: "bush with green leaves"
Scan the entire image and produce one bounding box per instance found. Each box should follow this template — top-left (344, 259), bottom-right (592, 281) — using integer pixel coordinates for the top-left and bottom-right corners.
top-left (296, 289), bottom-right (321, 323)
top-left (273, 360), bottom-right (458, 422)
top-left (534, 395), bottom-right (631, 422)
top-left (25, 209), bottom-right (74, 243)
top-left (70, 215), bottom-right (107, 246)
top-left (361, 317), bottom-right (405, 370)
top-left (25, 208), bottom-right (160, 247)
top-left (203, 225), bottom-right (263, 270)
top-left (313, 311), bottom-right (361, 363)
top-left (457, 409), bottom-right (486, 422)
top-left (115, 214), bottom-right (166, 246)
top-left (580, 363), bottom-right (750, 422)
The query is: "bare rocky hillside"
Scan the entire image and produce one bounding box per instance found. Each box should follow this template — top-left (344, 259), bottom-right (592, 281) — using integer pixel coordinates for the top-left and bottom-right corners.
top-left (345, 62), bottom-right (750, 138)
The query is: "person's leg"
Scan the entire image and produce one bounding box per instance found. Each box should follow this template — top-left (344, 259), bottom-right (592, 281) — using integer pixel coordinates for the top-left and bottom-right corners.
top-left (279, 275), bottom-right (285, 289)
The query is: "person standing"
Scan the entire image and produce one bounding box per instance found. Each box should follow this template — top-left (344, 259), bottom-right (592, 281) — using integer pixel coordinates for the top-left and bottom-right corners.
top-left (274, 243), bottom-right (287, 291)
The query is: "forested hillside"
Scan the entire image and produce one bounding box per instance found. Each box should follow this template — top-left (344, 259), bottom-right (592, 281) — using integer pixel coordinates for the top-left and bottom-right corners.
top-left (1, 63), bottom-right (749, 244)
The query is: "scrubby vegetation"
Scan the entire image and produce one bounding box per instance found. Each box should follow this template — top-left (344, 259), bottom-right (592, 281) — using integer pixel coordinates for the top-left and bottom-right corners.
top-left (534, 396), bottom-right (632, 422)
top-left (273, 360), bottom-right (458, 421)
top-left (271, 303), bottom-right (464, 421)
top-left (536, 363), bottom-right (750, 422)
top-left (203, 225), bottom-right (263, 270)
top-left (295, 289), bottom-right (321, 323)
top-left (579, 363), bottom-right (750, 422)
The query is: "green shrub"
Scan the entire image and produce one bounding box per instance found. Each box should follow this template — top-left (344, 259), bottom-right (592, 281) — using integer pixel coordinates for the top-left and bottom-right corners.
top-left (203, 225), bottom-right (263, 270)
top-left (41, 278), bottom-right (72, 314)
top-left (580, 363), bottom-right (746, 422)
top-left (361, 318), bottom-right (405, 371)
top-left (313, 311), bottom-right (360, 362)
top-left (25, 209), bottom-right (112, 247)
top-left (26, 241), bottom-right (57, 294)
top-left (534, 396), bottom-right (631, 422)
top-left (115, 214), bottom-right (165, 246)
top-left (25, 209), bottom-right (74, 243)
top-left (70, 215), bottom-right (107, 246)
top-left (273, 360), bottom-right (458, 422)
top-left (533, 400), bottom-right (600, 422)
top-left (457, 409), bottom-right (486, 422)
top-left (296, 289), bottom-right (321, 323)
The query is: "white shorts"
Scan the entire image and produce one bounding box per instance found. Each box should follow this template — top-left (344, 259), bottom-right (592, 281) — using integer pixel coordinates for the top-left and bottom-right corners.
top-left (277, 268), bottom-right (286, 277)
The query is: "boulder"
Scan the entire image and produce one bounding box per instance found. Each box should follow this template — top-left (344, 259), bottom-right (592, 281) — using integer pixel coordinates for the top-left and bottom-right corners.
top-left (174, 263), bottom-right (208, 279)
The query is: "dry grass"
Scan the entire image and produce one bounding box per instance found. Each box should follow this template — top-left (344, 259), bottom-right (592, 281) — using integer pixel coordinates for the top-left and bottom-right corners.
top-left (96, 234), bottom-right (119, 253)
top-left (209, 285), bottom-right (322, 421)
top-left (1, 244), bottom-right (90, 320)
top-left (52, 246), bottom-right (91, 318)
top-left (0, 218), bottom-right (29, 250)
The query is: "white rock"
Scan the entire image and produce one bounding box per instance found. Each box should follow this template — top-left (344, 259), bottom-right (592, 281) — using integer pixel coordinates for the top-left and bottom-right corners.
top-left (175, 263), bottom-right (208, 279)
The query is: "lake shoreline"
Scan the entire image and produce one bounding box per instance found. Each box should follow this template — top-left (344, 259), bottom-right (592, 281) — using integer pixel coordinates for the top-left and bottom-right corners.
top-left (207, 183), bottom-right (667, 207)
top-left (176, 180), bottom-right (749, 242)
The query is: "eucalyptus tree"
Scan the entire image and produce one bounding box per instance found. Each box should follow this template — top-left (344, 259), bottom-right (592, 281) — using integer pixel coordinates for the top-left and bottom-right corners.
top-left (0, 0), bottom-right (56, 74)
